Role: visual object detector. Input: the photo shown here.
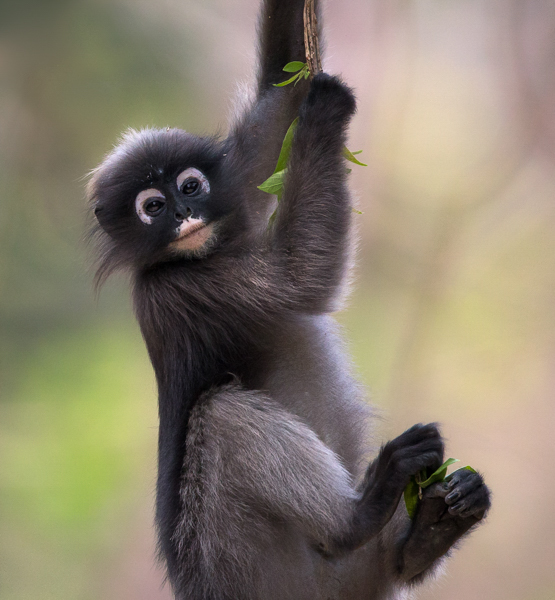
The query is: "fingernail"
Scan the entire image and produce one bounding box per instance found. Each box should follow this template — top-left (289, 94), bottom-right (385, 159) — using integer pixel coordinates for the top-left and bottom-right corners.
top-left (446, 491), bottom-right (460, 502)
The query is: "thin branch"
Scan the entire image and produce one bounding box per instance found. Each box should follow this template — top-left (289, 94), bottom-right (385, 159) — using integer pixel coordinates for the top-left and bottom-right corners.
top-left (303, 0), bottom-right (322, 77)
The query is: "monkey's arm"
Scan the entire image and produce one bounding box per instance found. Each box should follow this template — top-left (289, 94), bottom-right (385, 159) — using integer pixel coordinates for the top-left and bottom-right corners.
top-left (270, 73), bottom-right (356, 310)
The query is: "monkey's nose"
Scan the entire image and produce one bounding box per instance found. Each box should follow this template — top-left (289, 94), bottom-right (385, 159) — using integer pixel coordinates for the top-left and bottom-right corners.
top-left (175, 207), bottom-right (193, 221)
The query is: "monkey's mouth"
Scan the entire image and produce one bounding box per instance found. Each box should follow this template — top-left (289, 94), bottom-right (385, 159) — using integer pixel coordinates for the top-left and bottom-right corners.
top-left (175, 220), bottom-right (206, 240)
top-left (169, 219), bottom-right (214, 253)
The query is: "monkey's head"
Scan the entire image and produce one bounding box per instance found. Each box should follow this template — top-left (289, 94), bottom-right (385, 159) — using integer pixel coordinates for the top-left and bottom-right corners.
top-left (88, 128), bottom-right (246, 283)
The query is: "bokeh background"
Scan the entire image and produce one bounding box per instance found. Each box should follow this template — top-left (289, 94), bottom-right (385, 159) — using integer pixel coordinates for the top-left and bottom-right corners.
top-left (1, 0), bottom-right (554, 598)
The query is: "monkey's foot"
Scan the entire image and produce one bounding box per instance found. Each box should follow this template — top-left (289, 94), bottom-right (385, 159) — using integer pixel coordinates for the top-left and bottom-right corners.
top-left (398, 469), bottom-right (491, 581)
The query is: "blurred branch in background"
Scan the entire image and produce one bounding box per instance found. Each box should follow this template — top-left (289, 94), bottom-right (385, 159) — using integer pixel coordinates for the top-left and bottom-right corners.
top-left (1, 0), bottom-right (554, 599)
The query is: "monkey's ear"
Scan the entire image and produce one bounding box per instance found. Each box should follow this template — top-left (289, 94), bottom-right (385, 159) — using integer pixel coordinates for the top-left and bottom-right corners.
top-left (93, 202), bottom-right (105, 229)
top-left (92, 201), bottom-right (112, 233)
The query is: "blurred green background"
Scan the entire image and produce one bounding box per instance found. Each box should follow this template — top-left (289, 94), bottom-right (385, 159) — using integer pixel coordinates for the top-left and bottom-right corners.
top-left (1, 0), bottom-right (554, 598)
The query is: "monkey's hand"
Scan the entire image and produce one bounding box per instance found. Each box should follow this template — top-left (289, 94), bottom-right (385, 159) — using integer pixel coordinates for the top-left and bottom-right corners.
top-left (328, 423), bottom-right (444, 554)
top-left (299, 72), bottom-right (357, 129)
top-left (397, 468), bottom-right (491, 582)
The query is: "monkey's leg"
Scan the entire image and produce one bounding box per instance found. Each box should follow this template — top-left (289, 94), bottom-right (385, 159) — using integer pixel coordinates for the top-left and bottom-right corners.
top-left (172, 383), bottom-right (358, 600)
top-left (395, 468), bottom-right (491, 582)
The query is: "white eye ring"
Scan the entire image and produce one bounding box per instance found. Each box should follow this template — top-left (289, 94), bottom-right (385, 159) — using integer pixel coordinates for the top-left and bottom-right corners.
top-left (176, 167), bottom-right (210, 196)
top-left (135, 188), bottom-right (165, 224)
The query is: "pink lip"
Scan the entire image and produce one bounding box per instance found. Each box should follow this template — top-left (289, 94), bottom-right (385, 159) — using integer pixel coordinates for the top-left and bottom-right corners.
top-left (175, 222), bottom-right (206, 240)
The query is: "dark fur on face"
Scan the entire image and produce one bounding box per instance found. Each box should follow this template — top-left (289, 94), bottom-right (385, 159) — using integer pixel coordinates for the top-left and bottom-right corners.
top-left (88, 1), bottom-right (490, 599)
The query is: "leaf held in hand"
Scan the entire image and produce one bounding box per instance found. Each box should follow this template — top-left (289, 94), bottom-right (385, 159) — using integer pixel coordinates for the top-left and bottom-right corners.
top-left (404, 478), bottom-right (420, 519)
top-left (446, 465), bottom-right (477, 480)
top-left (403, 457), bottom-right (478, 519)
top-left (418, 458), bottom-right (459, 488)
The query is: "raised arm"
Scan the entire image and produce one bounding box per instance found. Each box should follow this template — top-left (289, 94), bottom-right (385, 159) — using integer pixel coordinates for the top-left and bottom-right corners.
top-left (270, 73), bottom-right (357, 311)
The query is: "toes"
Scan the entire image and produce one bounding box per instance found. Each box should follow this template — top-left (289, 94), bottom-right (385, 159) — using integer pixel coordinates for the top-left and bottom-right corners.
top-left (418, 468), bottom-right (491, 520)
top-left (445, 466), bottom-right (479, 489)
top-left (444, 469), bottom-right (491, 518)
top-left (445, 472), bottom-right (482, 505)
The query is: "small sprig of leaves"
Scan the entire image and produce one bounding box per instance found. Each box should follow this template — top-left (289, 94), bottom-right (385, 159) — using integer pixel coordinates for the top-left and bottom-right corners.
top-left (343, 147), bottom-right (367, 167)
top-left (273, 61), bottom-right (311, 87)
top-left (403, 458), bottom-right (478, 519)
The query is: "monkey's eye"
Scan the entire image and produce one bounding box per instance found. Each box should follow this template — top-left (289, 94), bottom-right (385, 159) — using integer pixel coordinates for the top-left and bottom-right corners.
top-left (176, 167), bottom-right (210, 196)
top-left (181, 179), bottom-right (200, 195)
top-left (145, 199), bottom-right (166, 215)
top-left (136, 188), bottom-right (166, 224)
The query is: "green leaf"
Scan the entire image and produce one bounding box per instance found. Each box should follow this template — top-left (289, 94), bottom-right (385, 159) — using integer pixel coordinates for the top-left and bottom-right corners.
top-left (351, 207), bottom-right (363, 214)
top-left (257, 169), bottom-right (287, 195)
top-left (293, 67), bottom-right (309, 86)
top-left (283, 61), bottom-right (306, 73)
top-left (342, 146), bottom-right (368, 167)
top-left (446, 465), bottom-right (477, 480)
top-left (258, 117), bottom-right (298, 199)
top-left (274, 118), bottom-right (299, 173)
top-left (418, 458), bottom-right (460, 488)
top-left (273, 73), bottom-right (302, 87)
top-left (404, 478), bottom-right (420, 519)
top-left (404, 458), bottom-right (465, 519)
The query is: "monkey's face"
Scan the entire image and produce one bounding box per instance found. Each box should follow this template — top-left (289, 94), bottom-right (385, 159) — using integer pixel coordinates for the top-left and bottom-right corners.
top-left (89, 128), bottom-right (241, 273)
top-left (130, 164), bottom-right (218, 257)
